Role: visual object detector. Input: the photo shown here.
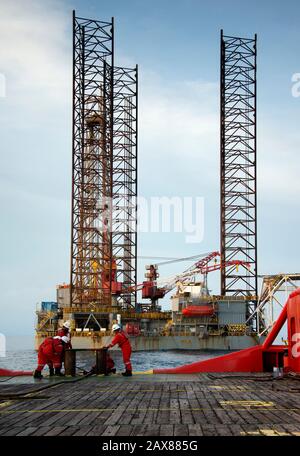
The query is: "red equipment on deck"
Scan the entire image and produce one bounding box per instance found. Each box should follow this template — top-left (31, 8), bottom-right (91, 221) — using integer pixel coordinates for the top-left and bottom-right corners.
top-left (154, 288), bottom-right (300, 374)
top-left (125, 323), bottom-right (141, 336)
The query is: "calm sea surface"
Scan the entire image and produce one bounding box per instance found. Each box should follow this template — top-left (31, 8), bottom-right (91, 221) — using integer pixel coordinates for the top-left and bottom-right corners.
top-left (0, 336), bottom-right (228, 373)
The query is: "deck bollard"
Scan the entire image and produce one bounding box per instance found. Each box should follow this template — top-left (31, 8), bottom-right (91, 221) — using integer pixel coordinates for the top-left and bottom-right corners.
top-left (95, 348), bottom-right (108, 375)
top-left (64, 349), bottom-right (76, 376)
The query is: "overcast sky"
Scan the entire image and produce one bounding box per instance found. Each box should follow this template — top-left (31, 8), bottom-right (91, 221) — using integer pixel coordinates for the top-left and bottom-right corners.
top-left (1, 0), bottom-right (300, 337)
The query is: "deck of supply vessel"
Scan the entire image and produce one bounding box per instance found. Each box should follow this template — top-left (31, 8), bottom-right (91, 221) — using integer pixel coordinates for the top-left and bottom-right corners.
top-left (1, 372), bottom-right (300, 436)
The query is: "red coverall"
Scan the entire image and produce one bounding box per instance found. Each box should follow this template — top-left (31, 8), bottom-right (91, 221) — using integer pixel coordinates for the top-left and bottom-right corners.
top-left (106, 354), bottom-right (115, 373)
top-left (90, 354), bottom-right (115, 374)
top-left (108, 330), bottom-right (132, 371)
top-left (36, 337), bottom-right (64, 372)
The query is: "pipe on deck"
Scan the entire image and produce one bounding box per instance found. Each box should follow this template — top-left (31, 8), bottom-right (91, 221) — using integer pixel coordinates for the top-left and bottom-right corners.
top-left (0, 368), bottom-right (33, 377)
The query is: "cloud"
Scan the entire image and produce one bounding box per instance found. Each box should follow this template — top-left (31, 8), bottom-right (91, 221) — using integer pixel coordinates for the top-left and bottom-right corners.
top-left (0, 0), bottom-right (71, 107)
top-left (139, 69), bottom-right (300, 205)
top-left (139, 72), bottom-right (219, 162)
top-left (258, 132), bottom-right (300, 203)
top-left (0, 0), bottom-right (72, 205)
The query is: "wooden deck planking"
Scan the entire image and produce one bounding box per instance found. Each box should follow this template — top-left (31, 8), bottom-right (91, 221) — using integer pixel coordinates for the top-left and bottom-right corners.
top-left (0, 374), bottom-right (300, 436)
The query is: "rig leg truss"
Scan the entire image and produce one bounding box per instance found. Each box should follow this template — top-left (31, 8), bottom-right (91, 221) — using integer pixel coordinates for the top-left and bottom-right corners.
top-left (112, 66), bottom-right (138, 308)
top-left (220, 30), bottom-right (258, 316)
top-left (71, 12), bottom-right (137, 308)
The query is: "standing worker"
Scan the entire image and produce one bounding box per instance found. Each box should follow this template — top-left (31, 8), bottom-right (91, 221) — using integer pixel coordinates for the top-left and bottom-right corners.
top-left (57, 320), bottom-right (72, 349)
top-left (105, 324), bottom-right (132, 376)
top-left (57, 321), bottom-right (72, 373)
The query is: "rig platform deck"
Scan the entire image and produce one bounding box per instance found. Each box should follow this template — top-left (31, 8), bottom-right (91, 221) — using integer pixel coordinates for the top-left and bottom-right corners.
top-left (0, 373), bottom-right (300, 436)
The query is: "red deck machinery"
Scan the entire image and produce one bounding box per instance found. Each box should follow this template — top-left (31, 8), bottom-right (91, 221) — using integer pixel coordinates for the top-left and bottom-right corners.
top-left (154, 288), bottom-right (300, 374)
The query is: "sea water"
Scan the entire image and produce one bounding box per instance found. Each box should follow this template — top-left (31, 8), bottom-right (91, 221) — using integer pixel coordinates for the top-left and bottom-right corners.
top-left (0, 335), bottom-right (227, 373)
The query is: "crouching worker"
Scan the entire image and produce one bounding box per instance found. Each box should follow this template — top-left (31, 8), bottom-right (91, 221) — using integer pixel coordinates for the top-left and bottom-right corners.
top-left (104, 324), bottom-right (132, 376)
top-left (106, 353), bottom-right (116, 374)
top-left (33, 336), bottom-right (67, 379)
top-left (88, 353), bottom-right (116, 376)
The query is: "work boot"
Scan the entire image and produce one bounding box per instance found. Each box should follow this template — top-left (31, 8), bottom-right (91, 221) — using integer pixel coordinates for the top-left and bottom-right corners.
top-left (49, 367), bottom-right (54, 376)
top-left (33, 370), bottom-right (43, 379)
top-left (122, 370), bottom-right (132, 377)
top-left (54, 368), bottom-right (65, 377)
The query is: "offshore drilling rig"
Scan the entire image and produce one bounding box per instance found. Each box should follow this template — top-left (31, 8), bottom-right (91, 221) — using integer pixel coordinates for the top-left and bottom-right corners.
top-left (35, 12), bottom-right (273, 351)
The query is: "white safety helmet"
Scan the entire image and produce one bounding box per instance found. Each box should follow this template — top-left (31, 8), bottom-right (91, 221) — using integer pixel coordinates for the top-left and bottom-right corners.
top-left (61, 336), bottom-right (69, 344)
top-left (112, 324), bottom-right (120, 332)
top-left (63, 321), bottom-right (71, 330)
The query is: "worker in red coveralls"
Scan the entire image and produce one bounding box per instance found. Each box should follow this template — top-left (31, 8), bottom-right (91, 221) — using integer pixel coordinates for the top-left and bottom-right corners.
top-left (104, 324), bottom-right (132, 376)
top-left (57, 320), bottom-right (72, 349)
top-left (89, 354), bottom-right (116, 375)
top-left (33, 336), bottom-right (68, 379)
top-left (57, 321), bottom-right (72, 373)
top-left (106, 353), bottom-right (116, 374)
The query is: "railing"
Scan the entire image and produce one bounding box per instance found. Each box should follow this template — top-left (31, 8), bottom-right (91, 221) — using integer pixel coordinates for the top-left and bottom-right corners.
top-left (35, 330), bottom-right (57, 337)
top-left (35, 328), bottom-right (247, 339)
top-left (62, 306), bottom-right (171, 320)
top-left (73, 331), bottom-right (110, 337)
top-left (62, 306), bottom-right (121, 314)
top-left (227, 324), bottom-right (247, 336)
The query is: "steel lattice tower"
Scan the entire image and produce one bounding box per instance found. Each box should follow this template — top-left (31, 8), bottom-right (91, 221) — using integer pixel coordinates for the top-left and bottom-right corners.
top-left (220, 30), bottom-right (258, 309)
top-left (112, 66), bottom-right (138, 308)
top-left (70, 11), bottom-right (137, 308)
